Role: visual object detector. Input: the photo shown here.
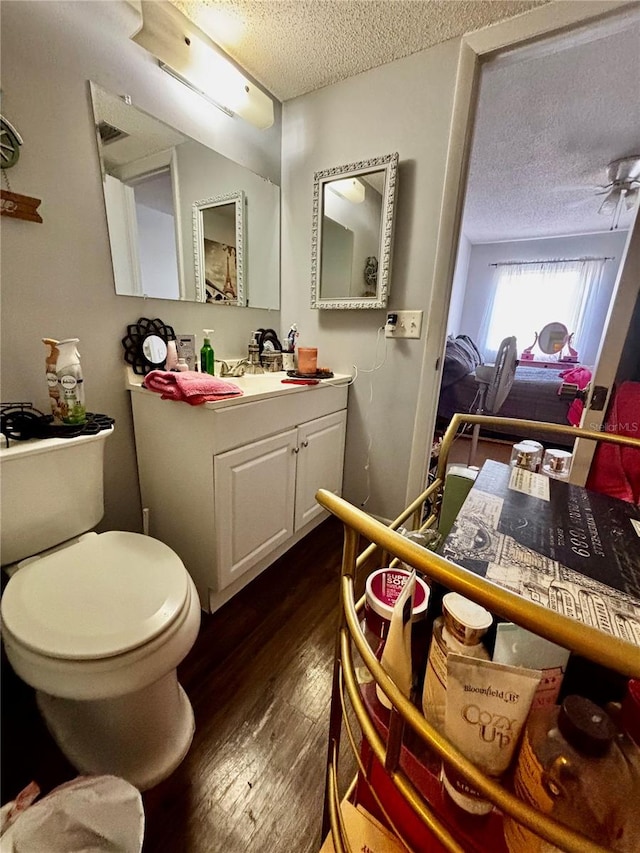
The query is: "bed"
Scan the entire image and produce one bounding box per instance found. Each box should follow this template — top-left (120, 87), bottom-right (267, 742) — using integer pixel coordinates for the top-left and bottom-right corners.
top-left (436, 335), bottom-right (588, 445)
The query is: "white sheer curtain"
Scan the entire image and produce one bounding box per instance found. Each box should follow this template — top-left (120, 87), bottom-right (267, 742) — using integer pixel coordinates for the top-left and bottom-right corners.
top-left (478, 259), bottom-right (606, 362)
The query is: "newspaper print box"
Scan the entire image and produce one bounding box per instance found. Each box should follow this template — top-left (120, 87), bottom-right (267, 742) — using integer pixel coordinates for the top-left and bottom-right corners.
top-left (441, 460), bottom-right (640, 646)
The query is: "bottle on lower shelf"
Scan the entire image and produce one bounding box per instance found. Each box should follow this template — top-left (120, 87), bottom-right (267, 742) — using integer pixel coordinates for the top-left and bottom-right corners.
top-left (504, 694), bottom-right (640, 852)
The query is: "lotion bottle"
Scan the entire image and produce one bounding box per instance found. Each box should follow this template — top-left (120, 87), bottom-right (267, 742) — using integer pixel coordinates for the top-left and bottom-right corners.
top-left (56, 338), bottom-right (87, 425)
top-left (200, 329), bottom-right (215, 375)
top-left (42, 338), bottom-right (62, 423)
top-left (376, 570), bottom-right (416, 710)
top-left (421, 592), bottom-right (492, 732)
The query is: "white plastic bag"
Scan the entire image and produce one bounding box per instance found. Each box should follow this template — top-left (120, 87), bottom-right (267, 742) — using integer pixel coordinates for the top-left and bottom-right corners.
top-left (0, 775), bottom-right (144, 852)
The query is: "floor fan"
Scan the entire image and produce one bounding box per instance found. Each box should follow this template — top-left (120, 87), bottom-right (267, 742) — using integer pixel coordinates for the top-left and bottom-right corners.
top-left (469, 336), bottom-right (518, 465)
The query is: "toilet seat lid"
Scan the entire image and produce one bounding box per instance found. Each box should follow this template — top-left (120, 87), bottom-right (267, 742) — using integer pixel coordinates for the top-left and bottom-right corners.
top-left (1, 532), bottom-right (190, 660)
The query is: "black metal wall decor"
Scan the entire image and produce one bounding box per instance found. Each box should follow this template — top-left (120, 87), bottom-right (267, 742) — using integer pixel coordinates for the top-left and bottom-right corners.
top-left (122, 317), bottom-right (176, 375)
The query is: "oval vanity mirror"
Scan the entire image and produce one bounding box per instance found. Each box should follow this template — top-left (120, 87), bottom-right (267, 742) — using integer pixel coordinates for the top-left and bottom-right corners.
top-left (311, 153), bottom-right (399, 309)
top-left (122, 317), bottom-right (176, 375)
top-left (142, 334), bottom-right (168, 364)
top-left (538, 321), bottom-right (568, 354)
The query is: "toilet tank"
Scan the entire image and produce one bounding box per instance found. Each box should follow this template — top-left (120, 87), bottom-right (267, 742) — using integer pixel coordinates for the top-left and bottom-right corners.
top-left (0, 428), bottom-right (114, 566)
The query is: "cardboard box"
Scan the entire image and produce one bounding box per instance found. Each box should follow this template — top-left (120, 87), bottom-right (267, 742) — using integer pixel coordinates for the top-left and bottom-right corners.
top-left (319, 798), bottom-right (406, 853)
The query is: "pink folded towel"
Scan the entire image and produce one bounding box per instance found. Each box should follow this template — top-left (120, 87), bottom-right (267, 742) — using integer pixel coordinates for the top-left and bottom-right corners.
top-left (143, 370), bottom-right (243, 405)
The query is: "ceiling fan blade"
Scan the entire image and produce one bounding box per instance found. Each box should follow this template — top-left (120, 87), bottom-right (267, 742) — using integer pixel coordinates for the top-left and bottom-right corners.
top-left (564, 197), bottom-right (594, 210)
top-left (598, 190), bottom-right (619, 216)
top-left (624, 187), bottom-right (639, 210)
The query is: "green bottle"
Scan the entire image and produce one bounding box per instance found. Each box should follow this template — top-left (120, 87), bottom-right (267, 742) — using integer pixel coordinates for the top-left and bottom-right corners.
top-left (200, 329), bottom-right (215, 375)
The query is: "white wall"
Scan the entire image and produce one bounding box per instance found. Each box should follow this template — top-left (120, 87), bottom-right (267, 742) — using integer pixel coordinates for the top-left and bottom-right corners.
top-left (457, 231), bottom-right (629, 365)
top-left (281, 40), bottom-right (461, 519)
top-left (0, 1), bottom-right (282, 534)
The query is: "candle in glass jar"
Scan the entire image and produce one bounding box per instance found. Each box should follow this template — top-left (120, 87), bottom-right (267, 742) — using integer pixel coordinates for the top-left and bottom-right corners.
top-left (297, 347), bottom-right (318, 374)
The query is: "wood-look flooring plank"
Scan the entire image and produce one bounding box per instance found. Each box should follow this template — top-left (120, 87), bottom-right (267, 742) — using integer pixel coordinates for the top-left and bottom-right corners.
top-left (141, 516), bottom-right (356, 852)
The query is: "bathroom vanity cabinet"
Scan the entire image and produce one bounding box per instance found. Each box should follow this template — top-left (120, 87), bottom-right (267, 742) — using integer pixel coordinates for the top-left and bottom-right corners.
top-left (128, 373), bottom-right (349, 612)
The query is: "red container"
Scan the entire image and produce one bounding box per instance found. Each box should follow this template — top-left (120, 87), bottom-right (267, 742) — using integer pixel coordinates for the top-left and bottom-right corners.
top-left (363, 568), bottom-right (430, 656)
top-left (354, 682), bottom-right (508, 853)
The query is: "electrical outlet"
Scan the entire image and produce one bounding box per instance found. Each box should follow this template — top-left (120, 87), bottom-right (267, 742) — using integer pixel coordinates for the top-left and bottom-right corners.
top-left (385, 310), bottom-right (423, 339)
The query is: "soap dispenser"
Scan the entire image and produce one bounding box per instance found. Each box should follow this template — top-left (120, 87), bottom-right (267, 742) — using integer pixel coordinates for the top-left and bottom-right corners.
top-left (42, 338), bottom-right (62, 423)
top-left (200, 330), bottom-right (215, 375)
top-left (245, 331), bottom-right (264, 375)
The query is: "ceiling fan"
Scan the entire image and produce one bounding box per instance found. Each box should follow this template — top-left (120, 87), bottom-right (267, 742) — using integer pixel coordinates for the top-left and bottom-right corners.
top-left (595, 155), bottom-right (640, 230)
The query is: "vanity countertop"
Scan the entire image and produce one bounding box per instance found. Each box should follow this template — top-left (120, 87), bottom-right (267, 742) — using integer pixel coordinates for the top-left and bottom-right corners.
top-left (126, 368), bottom-right (351, 409)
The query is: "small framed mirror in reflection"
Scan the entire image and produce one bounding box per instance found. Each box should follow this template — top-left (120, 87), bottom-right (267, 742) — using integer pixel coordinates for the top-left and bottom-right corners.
top-left (311, 152), bottom-right (399, 309)
top-left (193, 192), bottom-right (245, 305)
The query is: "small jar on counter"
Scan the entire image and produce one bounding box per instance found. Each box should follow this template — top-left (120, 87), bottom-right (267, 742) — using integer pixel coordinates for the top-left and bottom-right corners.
top-left (361, 568), bottom-right (430, 660)
top-left (542, 448), bottom-right (572, 479)
top-left (261, 351), bottom-right (283, 372)
top-left (510, 441), bottom-right (541, 472)
top-left (519, 440), bottom-right (544, 471)
top-left (297, 347), bottom-right (318, 375)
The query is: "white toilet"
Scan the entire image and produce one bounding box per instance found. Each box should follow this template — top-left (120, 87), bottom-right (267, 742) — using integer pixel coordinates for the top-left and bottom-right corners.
top-left (0, 427), bottom-right (201, 790)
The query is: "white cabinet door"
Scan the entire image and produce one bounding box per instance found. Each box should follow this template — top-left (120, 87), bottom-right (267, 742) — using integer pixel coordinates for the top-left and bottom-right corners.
top-left (295, 410), bottom-right (347, 531)
top-left (215, 429), bottom-right (298, 590)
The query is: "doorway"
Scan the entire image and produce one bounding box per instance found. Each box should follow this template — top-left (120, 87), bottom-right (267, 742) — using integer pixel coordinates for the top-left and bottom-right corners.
top-left (412, 5), bottom-right (640, 497)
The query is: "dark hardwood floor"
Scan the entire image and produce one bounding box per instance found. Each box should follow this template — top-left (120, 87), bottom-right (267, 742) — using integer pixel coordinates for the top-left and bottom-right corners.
top-left (1, 516), bottom-right (359, 852)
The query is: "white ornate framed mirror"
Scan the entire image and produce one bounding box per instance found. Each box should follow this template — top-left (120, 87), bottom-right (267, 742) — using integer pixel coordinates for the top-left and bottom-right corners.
top-left (311, 152), bottom-right (399, 309)
top-left (193, 191), bottom-right (245, 304)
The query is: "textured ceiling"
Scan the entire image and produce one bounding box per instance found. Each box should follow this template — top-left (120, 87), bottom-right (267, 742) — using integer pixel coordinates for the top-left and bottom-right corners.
top-left (462, 11), bottom-right (640, 242)
top-left (166, 1), bottom-right (639, 242)
top-left (173, 0), bottom-right (548, 101)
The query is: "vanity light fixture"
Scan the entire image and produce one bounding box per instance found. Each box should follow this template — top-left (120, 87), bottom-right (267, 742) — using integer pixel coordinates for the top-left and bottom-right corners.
top-left (131, 1), bottom-right (274, 130)
top-left (327, 177), bottom-right (365, 204)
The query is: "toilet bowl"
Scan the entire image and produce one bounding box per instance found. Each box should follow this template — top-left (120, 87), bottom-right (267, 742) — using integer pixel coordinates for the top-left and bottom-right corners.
top-left (1, 530), bottom-right (201, 790)
top-left (0, 427), bottom-right (201, 790)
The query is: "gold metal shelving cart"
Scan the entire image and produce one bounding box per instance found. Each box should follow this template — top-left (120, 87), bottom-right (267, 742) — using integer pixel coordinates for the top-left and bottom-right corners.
top-left (318, 414), bottom-right (640, 853)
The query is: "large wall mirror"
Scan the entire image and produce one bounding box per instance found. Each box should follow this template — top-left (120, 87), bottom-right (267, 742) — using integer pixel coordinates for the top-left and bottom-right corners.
top-left (311, 152), bottom-right (399, 309)
top-left (90, 82), bottom-right (280, 309)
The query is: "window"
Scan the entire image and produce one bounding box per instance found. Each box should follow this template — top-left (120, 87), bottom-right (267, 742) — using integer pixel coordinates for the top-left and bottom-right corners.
top-left (480, 259), bottom-right (606, 361)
